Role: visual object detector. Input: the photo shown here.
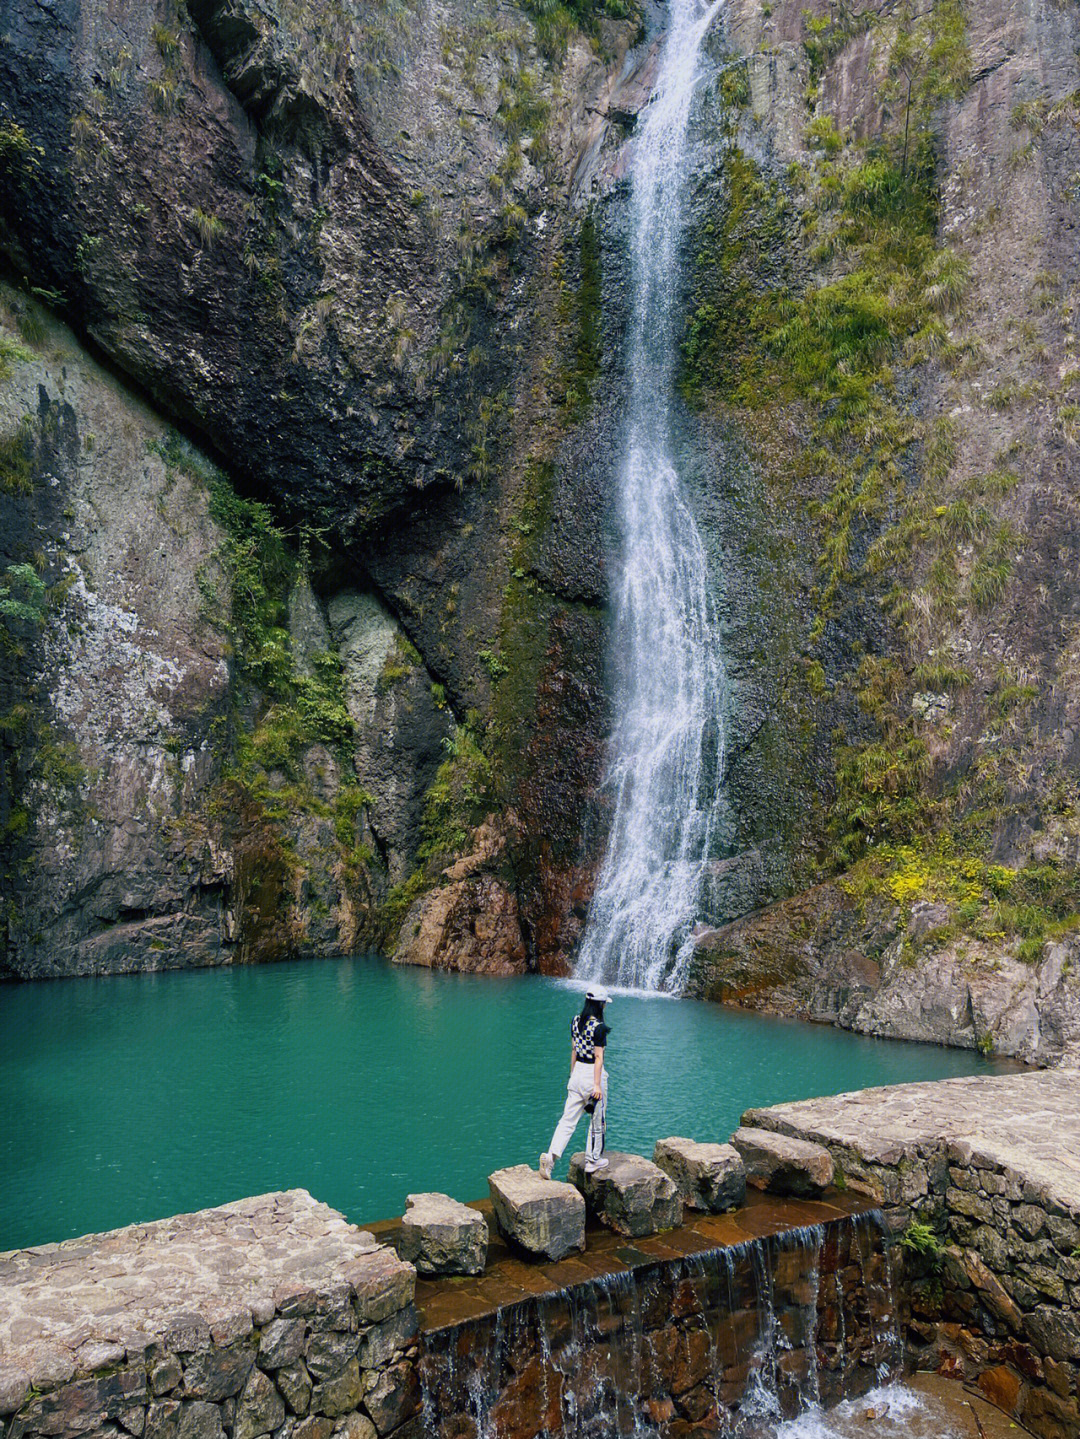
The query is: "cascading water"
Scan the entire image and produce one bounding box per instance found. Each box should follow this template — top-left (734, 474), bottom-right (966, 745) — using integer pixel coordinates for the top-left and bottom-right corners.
top-left (417, 1212), bottom-right (904, 1439)
top-left (576, 0), bottom-right (728, 993)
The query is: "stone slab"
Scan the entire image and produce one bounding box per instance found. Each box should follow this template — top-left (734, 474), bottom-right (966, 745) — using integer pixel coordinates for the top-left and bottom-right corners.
top-left (487, 1166), bottom-right (585, 1261)
top-left (731, 1127), bottom-right (834, 1197)
top-left (0, 1191), bottom-right (409, 1406)
top-left (741, 1070), bottom-right (1080, 1215)
top-left (567, 1152), bottom-right (682, 1237)
top-left (397, 1194), bottom-right (487, 1276)
top-left (653, 1138), bottom-right (747, 1213)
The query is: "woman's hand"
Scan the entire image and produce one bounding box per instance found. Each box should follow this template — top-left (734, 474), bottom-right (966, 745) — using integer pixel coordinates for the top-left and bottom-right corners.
top-left (591, 1084), bottom-right (602, 1101)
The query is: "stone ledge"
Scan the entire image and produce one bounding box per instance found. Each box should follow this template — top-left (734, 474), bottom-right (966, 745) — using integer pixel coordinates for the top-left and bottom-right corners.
top-left (0, 1192), bottom-right (414, 1416)
top-left (731, 1127), bottom-right (833, 1197)
top-left (398, 1194), bottom-right (487, 1277)
top-left (742, 1070), bottom-right (1080, 1217)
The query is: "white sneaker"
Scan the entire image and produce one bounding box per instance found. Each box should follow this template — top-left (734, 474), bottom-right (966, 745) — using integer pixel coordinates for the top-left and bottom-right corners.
top-left (584, 1157), bottom-right (609, 1174)
top-left (539, 1152), bottom-right (554, 1180)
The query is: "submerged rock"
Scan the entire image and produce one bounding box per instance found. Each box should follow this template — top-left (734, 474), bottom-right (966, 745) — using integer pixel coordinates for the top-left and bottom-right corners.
top-left (731, 1127), bottom-right (834, 1197)
top-left (487, 1166), bottom-right (585, 1261)
top-left (397, 1193), bottom-right (487, 1277)
top-left (652, 1138), bottom-right (746, 1213)
top-left (567, 1151), bottom-right (682, 1237)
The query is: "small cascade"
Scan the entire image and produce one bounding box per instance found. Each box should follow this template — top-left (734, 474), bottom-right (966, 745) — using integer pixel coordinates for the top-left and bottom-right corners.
top-left (417, 1210), bottom-right (901, 1439)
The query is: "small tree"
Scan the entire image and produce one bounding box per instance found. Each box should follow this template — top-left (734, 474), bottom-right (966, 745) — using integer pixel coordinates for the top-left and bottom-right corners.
top-left (883, 0), bottom-right (969, 177)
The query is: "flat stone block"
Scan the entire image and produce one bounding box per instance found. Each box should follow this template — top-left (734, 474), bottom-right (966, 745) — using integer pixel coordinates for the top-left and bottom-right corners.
top-left (653, 1138), bottom-right (746, 1214)
top-left (567, 1152), bottom-right (682, 1238)
top-left (731, 1127), bottom-right (833, 1197)
top-left (487, 1166), bottom-right (585, 1261)
top-left (398, 1193), bottom-right (487, 1277)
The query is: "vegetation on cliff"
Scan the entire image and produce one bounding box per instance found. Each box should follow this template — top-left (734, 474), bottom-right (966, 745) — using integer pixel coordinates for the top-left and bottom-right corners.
top-left (684, 0), bottom-right (1080, 968)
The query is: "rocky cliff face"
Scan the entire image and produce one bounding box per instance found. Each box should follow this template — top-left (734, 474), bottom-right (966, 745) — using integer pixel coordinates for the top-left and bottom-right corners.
top-left (5, 0), bottom-right (1080, 1038)
top-left (682, 0), bottom-right (1080, 1060)
top-left (0, 0), bottom-right (639, 977)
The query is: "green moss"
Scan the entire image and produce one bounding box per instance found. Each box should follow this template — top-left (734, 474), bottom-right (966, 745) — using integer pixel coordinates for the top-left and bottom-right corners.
top-left (487, 457), bottom-right (557, 789)
top-left (380, 867), bottom-right (429, 945)
top-left (151, 437), bottom-right (376, 923)
top-left (0, 414), bottom-right (35, 495)
top-left (377, 633), bottom-right (421, 694)
top-left (718, 61), bottom-right (750, 111)
top-left (682, 3), bottom-right (1036, 933)
top-left (521, 0), bottom-right (641, 59)
top-left (551, 211), bottom-right (603, 422)
top-left (419, 715), bottom-right (494, 864)
top-left (0, 563), bottom-right (47, 634)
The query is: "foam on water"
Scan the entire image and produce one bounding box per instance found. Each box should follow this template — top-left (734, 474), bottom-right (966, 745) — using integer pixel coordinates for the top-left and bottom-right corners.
top-left (773, 1383), bottom-right (961, 1438)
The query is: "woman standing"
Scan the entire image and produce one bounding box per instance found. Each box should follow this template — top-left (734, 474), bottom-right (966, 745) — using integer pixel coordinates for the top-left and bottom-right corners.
top-left (539, 987), bottom-right (611, 1179)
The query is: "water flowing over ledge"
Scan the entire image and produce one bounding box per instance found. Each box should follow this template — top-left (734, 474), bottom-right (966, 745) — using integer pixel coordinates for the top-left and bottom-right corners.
top-left (576, 0), bottom-right (728, 994)
top-left (416, 1206), bottom-right (898, 1438)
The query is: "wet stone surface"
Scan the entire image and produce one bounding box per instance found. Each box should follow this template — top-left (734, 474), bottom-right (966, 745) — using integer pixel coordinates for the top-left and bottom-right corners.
top-left (397, 1194), bottom-right (487, 1278)
top-left (731, 1126), bottom-right (835, 1197)
top-left (409, 1193), bottom-right (895, 1439)
top-left (653, 1138), bottom-right (747, 1214)
top-left (370, 1188), bottom-right (877, 1334)
top-left (487, 1166), bottom-right (586, 1263)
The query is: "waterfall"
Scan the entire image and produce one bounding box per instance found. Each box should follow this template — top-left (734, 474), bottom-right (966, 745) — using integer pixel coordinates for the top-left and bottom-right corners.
top-left (576, 0), bottom-right (728, 993)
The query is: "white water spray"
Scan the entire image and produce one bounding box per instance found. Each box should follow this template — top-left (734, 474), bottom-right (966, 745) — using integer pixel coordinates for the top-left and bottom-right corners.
top-left (577, 0), bottom-right (727, 992)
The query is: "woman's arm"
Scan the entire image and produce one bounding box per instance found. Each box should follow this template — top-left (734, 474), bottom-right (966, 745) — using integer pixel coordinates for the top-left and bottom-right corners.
top-left (592, 1045), bottom-right (604, 1099)
top-left (570, 1043), bottom-right (577, 1076)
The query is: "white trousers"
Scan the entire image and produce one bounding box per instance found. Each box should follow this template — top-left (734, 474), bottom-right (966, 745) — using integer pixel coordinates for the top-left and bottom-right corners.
top-left (548, 1061), bottom-right (607, 1162)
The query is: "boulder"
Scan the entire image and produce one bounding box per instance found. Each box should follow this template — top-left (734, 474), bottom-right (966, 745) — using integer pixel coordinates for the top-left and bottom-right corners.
top-left (730, 1127), bottom-right (834, 1197)
top-left (488, 1165), bottom-right (585, 1261)
top-left (398, 1192), bottom-right (488, 1276)
top-left (653, 1138), bottom-right (747, 1213)
top-left (567, 1152), bottom-right (682, 1237)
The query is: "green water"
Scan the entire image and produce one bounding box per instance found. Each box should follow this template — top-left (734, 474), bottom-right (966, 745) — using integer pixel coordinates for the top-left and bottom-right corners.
top-left (1, 956), bottom-right (1001, 1252)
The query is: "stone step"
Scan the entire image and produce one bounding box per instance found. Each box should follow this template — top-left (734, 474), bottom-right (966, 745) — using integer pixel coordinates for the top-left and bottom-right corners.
top-left (731, 1126), bottom-right (834, 1197)
top-left (567, 1152), bottom-right (683, 1238)
top-left (653, 1138), bottom-right (746, 1213)
top-left (398, 1193), bottom-right (487, 1276)
top-left (487, 1166), bottom-right (585, 1261)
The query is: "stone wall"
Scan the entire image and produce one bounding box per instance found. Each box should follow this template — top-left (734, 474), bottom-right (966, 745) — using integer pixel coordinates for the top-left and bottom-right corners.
top-left (0, 1194), bottom-right (421, 1439)
top-left (744, 1071), bottom-right (1080, 1439)
top-left (418, 1212), bottom-right (894, 1439)
top-left (0, 1189), bottom-right (898, 1439)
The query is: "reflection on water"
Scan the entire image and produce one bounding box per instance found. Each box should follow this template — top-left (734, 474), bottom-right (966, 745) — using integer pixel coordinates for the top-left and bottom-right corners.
top-left (1, 956), bottom-right (1003, 1251)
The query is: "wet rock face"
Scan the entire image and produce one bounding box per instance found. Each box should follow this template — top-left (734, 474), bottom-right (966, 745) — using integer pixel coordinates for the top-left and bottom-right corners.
top-left (0, 295), bottom-right (234, 978)
top-left (687, 883), bottom-right (1080, 1066)
top-left (8, 0), bottom-right (1080, 988)
top-left (0, 0), bottom-right (645, 978)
